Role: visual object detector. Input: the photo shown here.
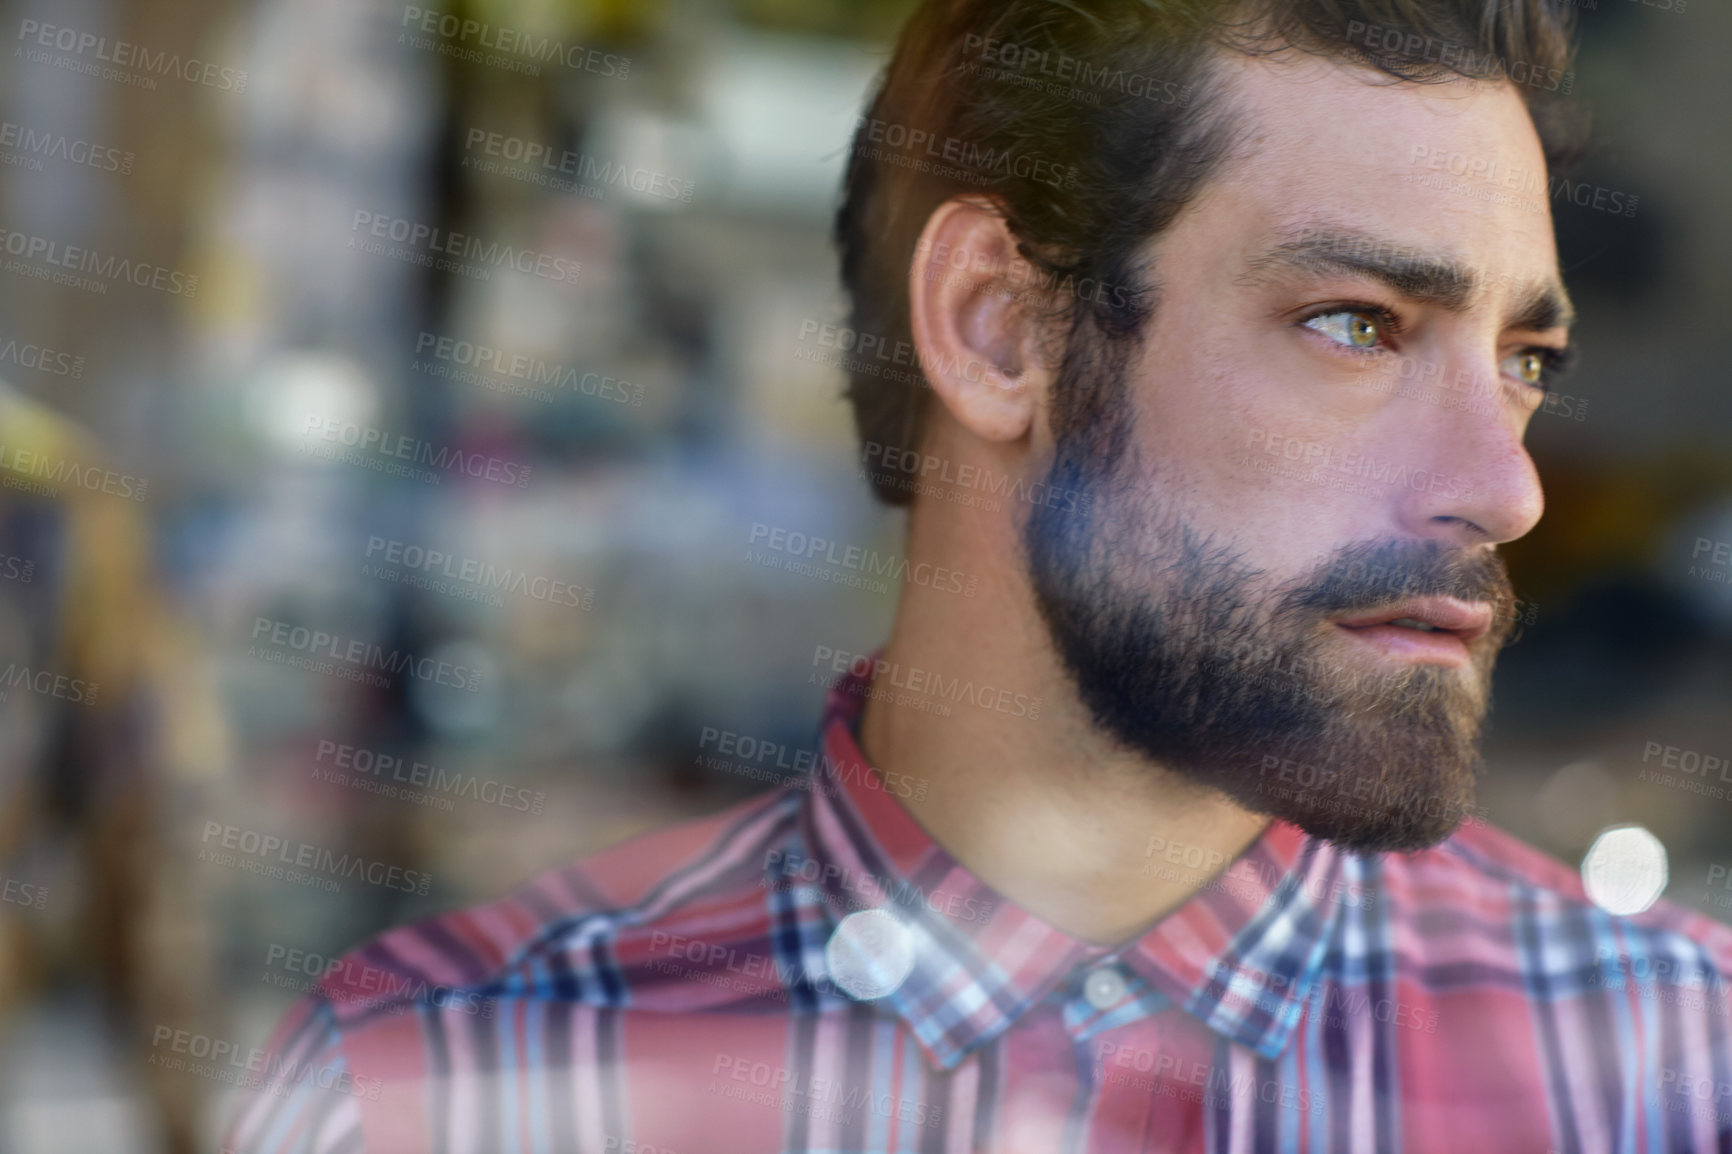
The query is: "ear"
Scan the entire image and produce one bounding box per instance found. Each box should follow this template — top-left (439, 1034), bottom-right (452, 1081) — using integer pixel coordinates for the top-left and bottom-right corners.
top-left (907, 197), bottom-right (1052, 444)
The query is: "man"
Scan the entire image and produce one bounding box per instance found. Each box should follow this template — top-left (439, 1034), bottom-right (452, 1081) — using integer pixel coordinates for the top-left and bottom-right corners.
top-left (229, 1), bottom-right (1732, 1151)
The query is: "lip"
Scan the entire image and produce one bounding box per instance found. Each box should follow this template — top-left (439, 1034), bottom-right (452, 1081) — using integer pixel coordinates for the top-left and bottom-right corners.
top-left (1332, 597), bottom-right (1494, 665)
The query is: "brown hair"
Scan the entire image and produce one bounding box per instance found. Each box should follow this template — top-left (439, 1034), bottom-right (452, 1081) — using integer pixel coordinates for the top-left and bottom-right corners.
top-left (835, 0), bottom-right (1580, 504)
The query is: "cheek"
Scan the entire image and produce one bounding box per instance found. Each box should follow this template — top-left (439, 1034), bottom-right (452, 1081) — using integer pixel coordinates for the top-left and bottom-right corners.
top-left (1124, 341), bottom-right (1372, 566)
top-left (1126, 315), bottom-right (1256, 475)
top-left (1129, 345), bottom-right (1279, 507)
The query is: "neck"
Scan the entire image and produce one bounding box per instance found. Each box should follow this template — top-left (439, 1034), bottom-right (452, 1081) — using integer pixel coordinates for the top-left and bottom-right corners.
top-left (855, 500), bottom-right (1267, 946)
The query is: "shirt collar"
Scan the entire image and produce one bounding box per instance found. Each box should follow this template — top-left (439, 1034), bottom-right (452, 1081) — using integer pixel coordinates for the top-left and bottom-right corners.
top-left (798, 658), bottom-right (1348, 1071)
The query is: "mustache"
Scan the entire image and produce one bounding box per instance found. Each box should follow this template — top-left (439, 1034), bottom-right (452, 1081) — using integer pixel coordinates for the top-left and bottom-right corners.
top-left (1274, 537), bottom-right (1522, 642)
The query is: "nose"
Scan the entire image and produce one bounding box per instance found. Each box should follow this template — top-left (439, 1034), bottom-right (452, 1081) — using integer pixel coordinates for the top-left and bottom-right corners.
top-left (1392, 366), bottom-right (1545, 548)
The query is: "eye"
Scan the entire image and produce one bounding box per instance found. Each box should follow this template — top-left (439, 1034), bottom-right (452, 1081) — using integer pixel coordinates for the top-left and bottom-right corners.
top-left (1301, 309), bottom-right (1389, 350)
top-left (1499, 346), bottom-right (1570, 394)
top-left (1502, 349), bottom-right (1548, 390)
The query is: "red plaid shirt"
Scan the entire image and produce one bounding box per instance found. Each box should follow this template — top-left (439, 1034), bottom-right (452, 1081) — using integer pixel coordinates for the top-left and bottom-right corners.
top-left (228, 663), bottom-right (1732, 1153)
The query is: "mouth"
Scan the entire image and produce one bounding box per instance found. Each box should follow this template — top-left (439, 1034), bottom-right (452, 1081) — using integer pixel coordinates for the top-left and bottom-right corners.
top-left (1331, 597), bottom-right (1493, 665)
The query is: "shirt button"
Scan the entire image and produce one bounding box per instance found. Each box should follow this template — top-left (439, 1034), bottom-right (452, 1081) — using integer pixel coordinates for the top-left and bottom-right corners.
top-left (1083, 965), bottom-right (1128, 1010)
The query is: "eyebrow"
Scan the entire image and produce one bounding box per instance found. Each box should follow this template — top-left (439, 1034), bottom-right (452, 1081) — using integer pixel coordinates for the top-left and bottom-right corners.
top-left (1506, 282), bottom-right (1574, 333)
top-left (1244, 228), bottom-right (1575, 333)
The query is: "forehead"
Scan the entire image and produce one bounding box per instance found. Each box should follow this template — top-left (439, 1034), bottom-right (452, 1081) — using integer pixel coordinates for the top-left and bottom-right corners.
top-left (1189, 50), bottom-right (1562, 306)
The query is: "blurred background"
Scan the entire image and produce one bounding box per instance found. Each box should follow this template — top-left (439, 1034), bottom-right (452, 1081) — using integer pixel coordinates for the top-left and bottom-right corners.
top-left (0, 0), bottom-right (1726, 1148)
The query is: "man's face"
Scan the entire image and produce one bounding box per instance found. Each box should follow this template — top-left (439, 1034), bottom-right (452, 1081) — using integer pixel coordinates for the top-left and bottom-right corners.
top-left (1025, 52), bottom-right (1571, 851)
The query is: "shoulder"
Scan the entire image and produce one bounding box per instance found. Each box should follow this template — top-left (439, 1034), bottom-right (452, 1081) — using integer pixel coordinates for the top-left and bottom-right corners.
top-left (1374, 818), bottom-right (1732, 982)
top-left (224, 788), bottom-right (808, 1152)
top-left (314, 785), bottom-right (807, 1023)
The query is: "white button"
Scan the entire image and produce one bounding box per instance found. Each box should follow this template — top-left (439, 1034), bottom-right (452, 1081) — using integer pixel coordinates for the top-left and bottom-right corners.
top-left (1083, 966), bottom-right (1128, 1010)
top-left (825, 909), bottom-right (916, 1001)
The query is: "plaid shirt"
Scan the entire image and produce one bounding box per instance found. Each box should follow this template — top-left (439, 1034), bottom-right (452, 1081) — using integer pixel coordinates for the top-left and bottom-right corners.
top-left (228, 663), bottom-right (1732, 1154)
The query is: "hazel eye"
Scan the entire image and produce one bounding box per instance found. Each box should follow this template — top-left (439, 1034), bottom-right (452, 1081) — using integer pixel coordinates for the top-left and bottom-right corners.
top-left (1502, 349), bottom-right (1548, 388)
top-left (1303, 310), bottom-right (1384, 349)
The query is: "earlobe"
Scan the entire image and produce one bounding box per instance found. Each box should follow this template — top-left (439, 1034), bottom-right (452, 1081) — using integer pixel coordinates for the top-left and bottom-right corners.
top-left (908, 198), bottom-right (1049, 445)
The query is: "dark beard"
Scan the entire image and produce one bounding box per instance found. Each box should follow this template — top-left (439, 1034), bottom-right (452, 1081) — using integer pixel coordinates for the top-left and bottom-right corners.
top-left (1022, 351), bottom-right (1518, 853)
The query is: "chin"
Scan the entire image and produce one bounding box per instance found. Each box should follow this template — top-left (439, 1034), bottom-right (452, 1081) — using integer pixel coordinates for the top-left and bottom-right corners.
top-left (1229, 765), bottom-right (1481, 855)
top-left (1297, 806), bottom-right (1471, 855)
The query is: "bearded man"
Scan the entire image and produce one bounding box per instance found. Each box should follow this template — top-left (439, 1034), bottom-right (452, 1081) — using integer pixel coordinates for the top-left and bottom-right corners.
top-left (230, 2), bottom-right (1732, 1151)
